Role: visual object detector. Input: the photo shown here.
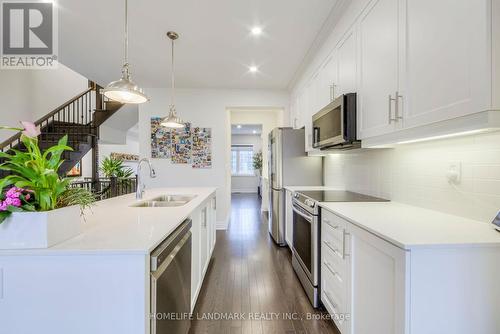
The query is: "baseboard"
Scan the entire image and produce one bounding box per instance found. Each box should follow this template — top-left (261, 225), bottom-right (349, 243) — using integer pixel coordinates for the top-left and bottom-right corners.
top-left (231, 189), bottom-right (258, 194)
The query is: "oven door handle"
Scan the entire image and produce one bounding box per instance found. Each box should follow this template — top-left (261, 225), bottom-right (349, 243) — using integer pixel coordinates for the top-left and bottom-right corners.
top-left (292, 204), bottom-right (313, 223)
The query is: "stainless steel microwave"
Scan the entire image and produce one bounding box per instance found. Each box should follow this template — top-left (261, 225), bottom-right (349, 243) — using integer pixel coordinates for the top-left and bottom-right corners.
top-left (312, 93), bottom-right (358, 150)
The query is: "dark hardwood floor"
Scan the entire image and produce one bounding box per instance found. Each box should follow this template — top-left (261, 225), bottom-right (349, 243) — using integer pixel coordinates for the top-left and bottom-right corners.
top-left (189, 193), bottom-right (340, 334)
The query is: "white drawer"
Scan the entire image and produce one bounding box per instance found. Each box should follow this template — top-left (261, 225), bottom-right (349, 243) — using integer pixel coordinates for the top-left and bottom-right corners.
top-left (322, 242), bottom-right (346, 282)
top-left (321, 265), bottom-right (348, 332)
top-left (321, 209), bottom-right (347, 231)
top-left (321, 209), bottom-right (348, 259)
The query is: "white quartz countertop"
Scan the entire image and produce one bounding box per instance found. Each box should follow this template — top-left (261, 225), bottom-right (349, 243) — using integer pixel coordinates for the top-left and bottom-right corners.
top-left (284, 186), bottom-right (344, 192)
top-left (0, 187), bottom-right (216, 255)
top-left (319, 201), bottom-right (500, 250)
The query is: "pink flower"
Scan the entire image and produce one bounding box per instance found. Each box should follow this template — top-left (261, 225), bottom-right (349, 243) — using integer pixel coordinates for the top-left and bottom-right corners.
top-left (20, 121), bottom-right (41, 138)
top-left (4, 197), bottom-right (21, 207)
top-left (25, 194), bottom-right (30, 201)
top-left (6, 187), bottom-right (21, 198)
top-left (0, 201), bottom-right (7, 211)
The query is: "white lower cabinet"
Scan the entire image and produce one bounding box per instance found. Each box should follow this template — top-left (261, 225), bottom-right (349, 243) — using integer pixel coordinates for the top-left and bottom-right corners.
top-left (191, 195), bottom-right (217, 311)
top-left (321, 208), bottom-right (409, 334)
top-left (321, 207), bottom-right (500, 334)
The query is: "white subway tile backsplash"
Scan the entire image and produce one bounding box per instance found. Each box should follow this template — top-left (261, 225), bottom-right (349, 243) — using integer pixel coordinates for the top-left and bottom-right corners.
top-left (323, 131), bottom-right (500, 223)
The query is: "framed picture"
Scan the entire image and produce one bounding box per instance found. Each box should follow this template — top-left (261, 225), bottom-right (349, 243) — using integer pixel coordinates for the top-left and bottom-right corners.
top-left (67, 161), bottom-right (82, 177)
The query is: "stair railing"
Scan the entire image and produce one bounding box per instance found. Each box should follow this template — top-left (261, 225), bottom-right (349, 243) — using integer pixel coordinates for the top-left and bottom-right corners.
top-left (0, 80), bottom-right (98, 153)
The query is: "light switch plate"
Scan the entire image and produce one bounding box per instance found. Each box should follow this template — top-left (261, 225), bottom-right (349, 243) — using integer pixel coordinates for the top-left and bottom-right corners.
top-left (447, 161), bottom-right (462, 184)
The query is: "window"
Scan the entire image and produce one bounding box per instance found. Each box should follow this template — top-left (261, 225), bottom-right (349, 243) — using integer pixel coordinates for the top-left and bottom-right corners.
top-left (231, 145), bottom-right (254, 176)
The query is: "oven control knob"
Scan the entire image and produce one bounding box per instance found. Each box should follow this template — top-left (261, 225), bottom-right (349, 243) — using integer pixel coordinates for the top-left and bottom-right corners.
top-left (305, 199), bottom-right (315, 208)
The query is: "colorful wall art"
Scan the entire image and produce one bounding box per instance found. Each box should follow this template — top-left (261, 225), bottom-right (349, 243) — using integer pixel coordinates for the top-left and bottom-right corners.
top-left (150, 118), bottom-right (212, 168)
top-left (110, 152), bottom-right (139, 162)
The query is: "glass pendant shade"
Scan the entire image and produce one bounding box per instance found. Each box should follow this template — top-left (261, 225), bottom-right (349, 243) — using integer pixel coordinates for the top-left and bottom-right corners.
top-left (160, 107), bottom-right (184, 128)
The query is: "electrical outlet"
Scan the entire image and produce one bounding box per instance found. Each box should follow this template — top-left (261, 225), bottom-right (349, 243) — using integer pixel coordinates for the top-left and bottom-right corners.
top-left (447, 161), bottom-right (462, 184)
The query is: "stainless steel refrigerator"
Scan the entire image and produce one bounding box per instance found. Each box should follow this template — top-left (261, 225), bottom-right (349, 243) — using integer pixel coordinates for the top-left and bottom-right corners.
top-left (268, 128), bottom-right (323, 245)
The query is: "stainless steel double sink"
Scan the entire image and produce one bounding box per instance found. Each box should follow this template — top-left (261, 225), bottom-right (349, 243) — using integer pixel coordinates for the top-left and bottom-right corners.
top-left (130, 194), bottom-right (196, 208)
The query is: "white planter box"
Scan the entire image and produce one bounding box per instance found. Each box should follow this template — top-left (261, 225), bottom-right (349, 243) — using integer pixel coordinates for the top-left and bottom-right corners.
top-left (0, 205), bottom-right (82, 249)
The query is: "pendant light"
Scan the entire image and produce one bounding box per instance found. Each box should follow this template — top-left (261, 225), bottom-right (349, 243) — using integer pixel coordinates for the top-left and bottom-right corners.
top-left (161, 31), bottom-right (185, 128)
top-left (103, 0), bottom-right (148, 104)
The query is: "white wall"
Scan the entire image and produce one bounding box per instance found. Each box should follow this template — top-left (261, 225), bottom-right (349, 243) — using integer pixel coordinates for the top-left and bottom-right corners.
top-left (0, 71), bottom-right (33, 141)
top-left (0, 64), bottom-right (89, 142)
top-left (138, 88), bottom-right (288, 229)
top-left (29, 65), bottom-right (89, 119)
top-left (231, 134), bottom-right (262, 193)
top-left (324, 130), bottom-right (500, 223)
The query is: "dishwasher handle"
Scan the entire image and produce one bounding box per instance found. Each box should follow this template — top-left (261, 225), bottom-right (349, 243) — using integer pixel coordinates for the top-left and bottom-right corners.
top-left (151, 218), bottom-right (192, 271)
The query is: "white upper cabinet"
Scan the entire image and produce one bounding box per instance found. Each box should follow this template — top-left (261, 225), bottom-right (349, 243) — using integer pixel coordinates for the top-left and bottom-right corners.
top-left (358, 0), bottom-right (402, 139)
top-left (289, 0), bottom-right (498, 147)
top-left (319, 52), bottom-right (339, 108)
top-left (337, 29), bottom-right (357, 97)
top-left (403, 0), bottom-right (490, 128)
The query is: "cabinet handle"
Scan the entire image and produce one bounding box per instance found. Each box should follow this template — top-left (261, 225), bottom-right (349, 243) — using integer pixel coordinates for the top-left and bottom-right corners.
top-left (395, 92), bottom-right (403, 121)
top-left (342, 230), bottom-right (350, 258)
top-left (323, 260), bottom-right (339, 277)
top-left (388, 94), bottom-right (397, 124)
top-left (324, 240), bottom-right (342, 258)
top-left (323, 218), bottom-right (339, 229)
top-left (324, 290), bottom-right (338, 309)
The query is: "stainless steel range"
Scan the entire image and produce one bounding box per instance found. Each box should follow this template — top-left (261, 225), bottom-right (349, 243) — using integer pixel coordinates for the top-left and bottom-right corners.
top-left (291, 190), bottom-right (388, 307)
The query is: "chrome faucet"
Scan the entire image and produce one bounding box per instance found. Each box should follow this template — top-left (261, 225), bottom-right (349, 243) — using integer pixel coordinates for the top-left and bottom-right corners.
top-left (136, 158), bottom-right (157, 200)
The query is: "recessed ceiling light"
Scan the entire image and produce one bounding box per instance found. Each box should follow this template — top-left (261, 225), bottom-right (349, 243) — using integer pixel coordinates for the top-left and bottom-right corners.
top-left (237, 125), bottom-right (242, 129)
top-left (249, 66), bottom-right (258, 73)
top-left (253, 130), bottom-right (257, 134)
top-left (251, 26), bottom-right (263, 36)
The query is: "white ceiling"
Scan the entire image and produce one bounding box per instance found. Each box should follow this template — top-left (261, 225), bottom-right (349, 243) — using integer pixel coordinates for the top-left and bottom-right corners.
top-left (231, 124), bottom-right (262, 136)
top-left (58, 0), bottom-right (337, 89)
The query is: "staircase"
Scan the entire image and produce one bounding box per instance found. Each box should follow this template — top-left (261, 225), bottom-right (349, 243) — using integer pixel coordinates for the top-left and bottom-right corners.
top-left (0, 81), bottom-right (125, 178)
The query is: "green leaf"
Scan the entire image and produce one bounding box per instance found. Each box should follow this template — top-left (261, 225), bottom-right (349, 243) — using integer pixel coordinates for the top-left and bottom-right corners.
top-left (0, 211), bottom-right (11, 224)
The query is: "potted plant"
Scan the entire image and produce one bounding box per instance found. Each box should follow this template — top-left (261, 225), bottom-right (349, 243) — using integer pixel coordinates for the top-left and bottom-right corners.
top-left (0, 122), bottom-right (95, 249)
top-left (253, 151), bottom-right (263, 176)
top-left (100, 156), bottom-right (134, 179)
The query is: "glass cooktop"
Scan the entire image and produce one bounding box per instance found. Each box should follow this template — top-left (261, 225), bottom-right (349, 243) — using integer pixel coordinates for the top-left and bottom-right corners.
top-left (299, 190), bottom-right (389, 203)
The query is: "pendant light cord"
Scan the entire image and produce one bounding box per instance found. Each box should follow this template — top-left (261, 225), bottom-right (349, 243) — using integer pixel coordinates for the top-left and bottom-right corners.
top-left (122, 0), bottom-right (129, 77)
top-left (170, 37), bottom-right (175, 108)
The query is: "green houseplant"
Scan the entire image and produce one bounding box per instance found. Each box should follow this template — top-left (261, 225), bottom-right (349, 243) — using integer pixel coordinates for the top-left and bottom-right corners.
top-left (0, 122), bottom-right (95, 249)
top-left (100, 156), bottom-right (134, 179)
top-left (253, 151), bottom-right (263, 176)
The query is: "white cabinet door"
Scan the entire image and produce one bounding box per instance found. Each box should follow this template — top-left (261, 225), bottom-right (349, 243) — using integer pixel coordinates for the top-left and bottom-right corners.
top-left (337, 29), bottom-right (357, 96)
top-left (210, 197), bottom-right (217, 253)
top-left (296, 89), bottom-right (307, 129)
top-left (190, 207), bottom-right (201, 310)
top-left (304, 76), bottom-right (317, 151)
top-left (320, 52), bottom-right (339, 107)
top-left (285, 190), bottom-right (293, 247)
top-left (349, 223), bottom-right (409, 334)
top-left (357, 0), bottom-right (401, 139)
top-left (403, 0), bottom-right (490, 128)
top-left (200, 205), bottom-right (209, 274)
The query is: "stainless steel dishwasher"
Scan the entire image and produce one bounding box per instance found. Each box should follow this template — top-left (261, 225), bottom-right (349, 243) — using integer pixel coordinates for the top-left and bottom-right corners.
top-left (150, 219), bottom-right (192, 334)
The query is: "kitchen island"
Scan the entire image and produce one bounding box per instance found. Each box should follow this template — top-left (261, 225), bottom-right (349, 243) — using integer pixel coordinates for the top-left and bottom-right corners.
top-left (0, 187), bottom-right (217, 334)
